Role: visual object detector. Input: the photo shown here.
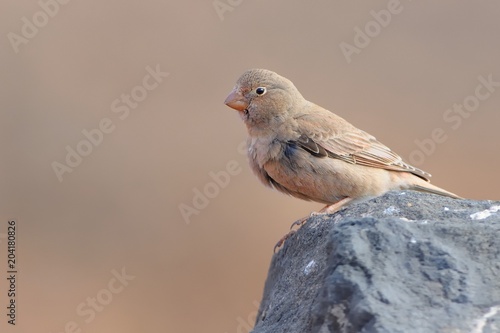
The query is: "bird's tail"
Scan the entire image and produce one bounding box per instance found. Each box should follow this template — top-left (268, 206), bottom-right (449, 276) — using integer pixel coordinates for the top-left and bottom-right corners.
top-left (409, 180), bottom-right (462, 199)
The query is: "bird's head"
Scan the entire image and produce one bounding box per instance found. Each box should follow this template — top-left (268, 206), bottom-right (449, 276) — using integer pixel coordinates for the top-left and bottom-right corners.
top-left (224, 69), bottom-right (304, 134)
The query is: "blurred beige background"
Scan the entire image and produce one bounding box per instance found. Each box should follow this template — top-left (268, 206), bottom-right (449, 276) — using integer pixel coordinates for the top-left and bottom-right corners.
top-left (1, 1), bottom-right (499, 332)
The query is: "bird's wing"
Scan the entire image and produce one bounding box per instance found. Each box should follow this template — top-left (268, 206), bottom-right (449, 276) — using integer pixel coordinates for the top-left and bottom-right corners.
top-left (293, 110), bottom-right (431, 181)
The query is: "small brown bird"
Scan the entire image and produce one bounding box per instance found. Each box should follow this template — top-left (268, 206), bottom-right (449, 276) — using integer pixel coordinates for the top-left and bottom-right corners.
top-left (224, 69), bottom-right (460, 242)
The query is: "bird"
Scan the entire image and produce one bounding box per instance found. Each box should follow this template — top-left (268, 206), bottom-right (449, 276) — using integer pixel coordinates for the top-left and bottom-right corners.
top-left (224, 69), bottom-right (461, 248)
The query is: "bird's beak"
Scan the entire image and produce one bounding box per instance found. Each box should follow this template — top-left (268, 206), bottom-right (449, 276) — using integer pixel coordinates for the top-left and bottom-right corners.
top-left (224, 87), bottom-right (248, 111)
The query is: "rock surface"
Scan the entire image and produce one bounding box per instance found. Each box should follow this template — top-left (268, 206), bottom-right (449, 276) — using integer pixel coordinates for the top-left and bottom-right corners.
top-left (251, 191), bottom-right (500, 333)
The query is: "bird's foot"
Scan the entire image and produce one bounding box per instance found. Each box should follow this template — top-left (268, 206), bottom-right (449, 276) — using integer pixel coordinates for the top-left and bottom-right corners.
top-left (273, 230), bottom-right (296, 253)
top-left (275, 198), bottom-right (354, 252)
top-left (274, 216), bottom-right (310, 252)
top-left (275, 212), bottom-right (324, 252)
top-left (289, 216), bottom-right (309, 230)
top-left (289, 198), bottom-right (353, 230)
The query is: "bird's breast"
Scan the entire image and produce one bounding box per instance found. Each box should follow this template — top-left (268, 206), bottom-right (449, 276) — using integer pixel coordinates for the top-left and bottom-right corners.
top-left (248, 136), bottom-right (284, 168)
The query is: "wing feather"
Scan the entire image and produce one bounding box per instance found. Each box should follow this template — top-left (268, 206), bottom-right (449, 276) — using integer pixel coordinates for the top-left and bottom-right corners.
top-left (292, 109), bottom-right (431, 181)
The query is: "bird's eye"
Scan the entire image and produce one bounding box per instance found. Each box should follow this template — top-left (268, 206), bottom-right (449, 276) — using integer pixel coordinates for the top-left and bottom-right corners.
top-left (255, 87), bottom-right (267, 95)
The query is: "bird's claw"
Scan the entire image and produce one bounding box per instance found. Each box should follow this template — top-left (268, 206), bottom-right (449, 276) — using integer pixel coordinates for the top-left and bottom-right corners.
top-left (273, 230), bottom-right (296, 253)
top-left (276, 213), bottom-right (320, 252)
top-left (289, 211), bottom-right (322, 230)
top-left (277, 206), bottom-right (344, 252)
top-left (289, 217), bottom-right (307, 230)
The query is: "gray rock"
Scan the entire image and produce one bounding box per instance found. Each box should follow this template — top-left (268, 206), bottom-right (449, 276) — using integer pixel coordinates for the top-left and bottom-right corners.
top-left (252, 191), bottom-right (500, 333)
